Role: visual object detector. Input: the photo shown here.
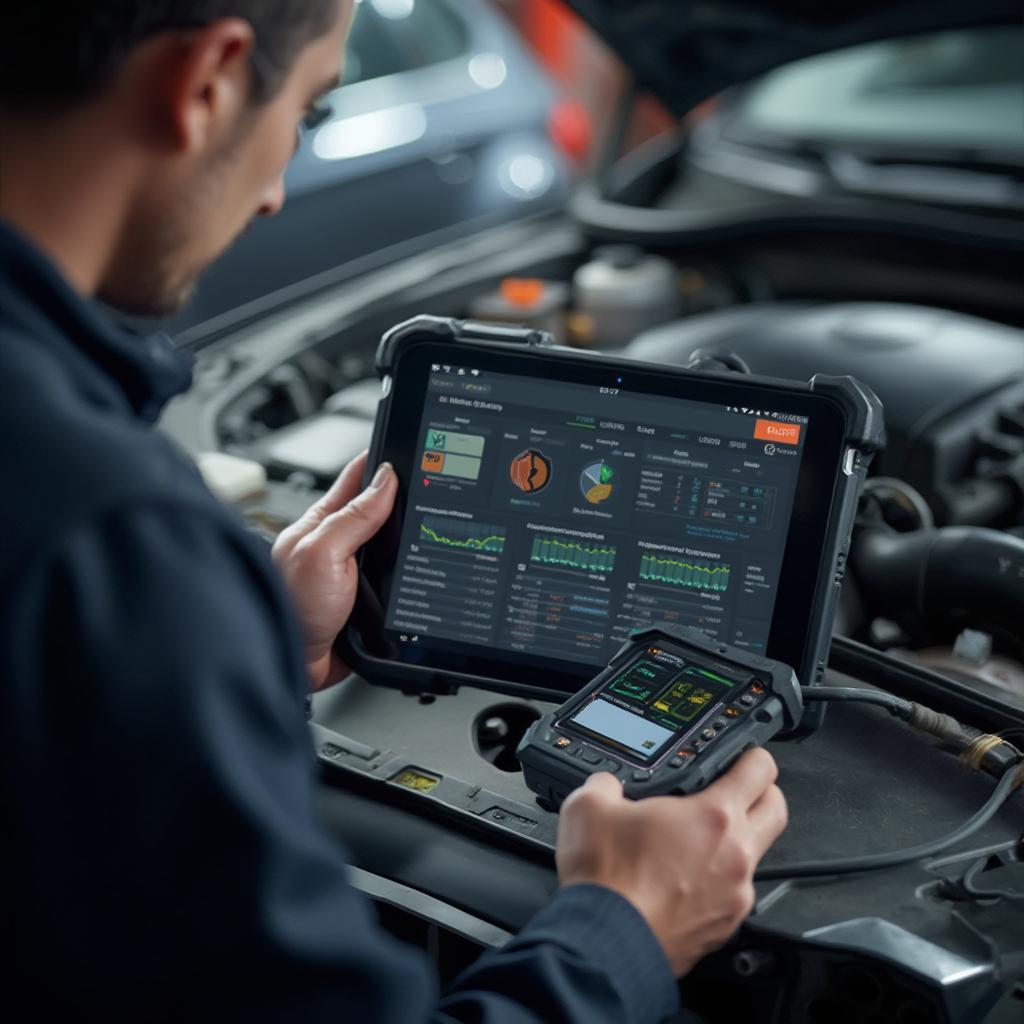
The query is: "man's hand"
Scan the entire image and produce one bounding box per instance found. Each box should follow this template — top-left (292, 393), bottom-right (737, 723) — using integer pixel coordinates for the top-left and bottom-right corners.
top-left (272, 451), bottom-right (397, 691)
top-left (556, 747), bottom-right (787, 977)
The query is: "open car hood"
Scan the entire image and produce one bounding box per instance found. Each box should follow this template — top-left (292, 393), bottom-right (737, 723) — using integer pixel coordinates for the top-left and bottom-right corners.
top-left (564, 0), bottom-right (1022, 116)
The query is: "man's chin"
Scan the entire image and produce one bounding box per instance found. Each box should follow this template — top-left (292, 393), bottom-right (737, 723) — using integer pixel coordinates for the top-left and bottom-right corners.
top-left (97, 278), bottom-right (199, 321)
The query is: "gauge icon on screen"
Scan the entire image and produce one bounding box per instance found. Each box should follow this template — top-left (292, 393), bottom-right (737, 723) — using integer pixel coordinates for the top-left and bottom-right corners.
top-left (510, 449), bottom-right (552, 493)
top-left (580, 461), bottom-right (614, 504)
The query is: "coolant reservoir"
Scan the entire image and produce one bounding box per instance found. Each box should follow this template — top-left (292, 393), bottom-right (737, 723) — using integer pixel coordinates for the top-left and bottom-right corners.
top-left (572, 245), bottom-right (682, 349)
top-left (467, 277), bottom-right (570, 343)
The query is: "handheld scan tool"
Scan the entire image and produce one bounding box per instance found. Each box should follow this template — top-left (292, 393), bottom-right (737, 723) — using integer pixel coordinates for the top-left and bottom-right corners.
top-left (517, 625), bottom-right (802, 809)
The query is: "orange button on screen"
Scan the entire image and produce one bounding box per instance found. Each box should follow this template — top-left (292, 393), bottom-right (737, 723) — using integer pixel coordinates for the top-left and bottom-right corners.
top-left (754, 419), bottom-right (801, 445)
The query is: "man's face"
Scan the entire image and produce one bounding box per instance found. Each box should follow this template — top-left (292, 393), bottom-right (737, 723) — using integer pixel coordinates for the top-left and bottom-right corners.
top-left (100, 1), bottom-right (353, 317)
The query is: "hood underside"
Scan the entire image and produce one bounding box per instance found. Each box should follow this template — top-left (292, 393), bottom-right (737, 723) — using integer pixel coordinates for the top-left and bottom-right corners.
top-left (563, 0), bottom-right (1023, 116)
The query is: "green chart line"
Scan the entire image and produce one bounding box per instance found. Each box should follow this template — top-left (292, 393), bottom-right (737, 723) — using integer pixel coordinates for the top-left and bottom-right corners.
top-left (639, 553), bottom-right (731, 592)
top-left (531, 536), bottom-right (616, 572)
top-left (420, 523), bottom-right (505, 553)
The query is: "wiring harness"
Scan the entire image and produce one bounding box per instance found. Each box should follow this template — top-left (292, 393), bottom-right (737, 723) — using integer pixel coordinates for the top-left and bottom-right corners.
top-left (754, 687), bottom-right (1024, 881)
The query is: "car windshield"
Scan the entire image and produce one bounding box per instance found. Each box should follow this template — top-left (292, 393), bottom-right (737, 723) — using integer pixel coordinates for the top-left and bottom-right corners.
top-left (343, 0), bottom-right (468, 85)
top-left (735, 26), bottom-right (1024, 154)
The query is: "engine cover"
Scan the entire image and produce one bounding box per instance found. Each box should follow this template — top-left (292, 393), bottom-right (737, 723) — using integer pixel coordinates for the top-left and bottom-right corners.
top-left (629, 302), bottom-right (1024, 524)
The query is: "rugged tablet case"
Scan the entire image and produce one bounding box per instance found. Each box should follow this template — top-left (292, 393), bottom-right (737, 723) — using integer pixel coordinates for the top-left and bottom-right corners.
top-left (340, 315), bottom-right (885, 735)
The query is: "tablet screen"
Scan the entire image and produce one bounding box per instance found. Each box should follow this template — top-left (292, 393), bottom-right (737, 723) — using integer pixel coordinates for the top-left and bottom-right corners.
top-left (381, 360), bottom-right (811, 671)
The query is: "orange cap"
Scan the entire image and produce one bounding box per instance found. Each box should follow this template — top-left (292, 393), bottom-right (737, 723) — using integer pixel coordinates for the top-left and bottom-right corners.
top-left (501, 277), bottom-right (546, 308)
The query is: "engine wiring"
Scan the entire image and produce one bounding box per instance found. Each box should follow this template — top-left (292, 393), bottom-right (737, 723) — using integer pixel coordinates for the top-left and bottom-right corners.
top-left (795, 685), bottom-right (913, 719)
top-left (960, 853), bottom-right (1024, 902)
top-left (797, 686), bottom-right (1023, 782)
top-left (754, 686), bottom-right (1024, 882)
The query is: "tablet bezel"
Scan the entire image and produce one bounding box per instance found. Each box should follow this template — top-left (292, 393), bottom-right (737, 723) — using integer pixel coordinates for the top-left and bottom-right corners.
top-left (351, 339), bottom-right (850, 696)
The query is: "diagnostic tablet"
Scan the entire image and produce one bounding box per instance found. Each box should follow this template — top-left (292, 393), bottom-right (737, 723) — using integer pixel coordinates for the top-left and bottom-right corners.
top-left (344, 317), bottom-right (882, 730)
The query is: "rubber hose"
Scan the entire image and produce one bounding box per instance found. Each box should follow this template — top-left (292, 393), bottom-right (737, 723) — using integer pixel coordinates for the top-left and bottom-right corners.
top-left (849, 526), bottom-right (1024, 645)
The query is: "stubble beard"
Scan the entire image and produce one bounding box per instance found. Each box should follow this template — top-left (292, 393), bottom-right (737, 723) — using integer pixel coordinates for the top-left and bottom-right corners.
top-left (98, 135), bottom-right (248, 319)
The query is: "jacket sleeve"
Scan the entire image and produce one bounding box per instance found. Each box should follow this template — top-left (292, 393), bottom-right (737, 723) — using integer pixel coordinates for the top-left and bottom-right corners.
top-left (3, 501), bottom-right (678, 1023)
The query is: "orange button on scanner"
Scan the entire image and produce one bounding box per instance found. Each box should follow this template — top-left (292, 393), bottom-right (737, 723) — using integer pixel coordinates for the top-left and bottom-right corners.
top-left (754, 419), bottom-right (801, 445)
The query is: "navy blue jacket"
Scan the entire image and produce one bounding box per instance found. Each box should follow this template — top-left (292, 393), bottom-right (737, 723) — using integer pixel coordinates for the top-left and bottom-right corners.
top-left (0, 220), bottom-right (679, 1022)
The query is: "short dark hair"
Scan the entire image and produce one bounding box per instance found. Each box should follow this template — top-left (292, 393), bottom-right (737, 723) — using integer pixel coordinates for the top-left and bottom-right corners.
top-left (0, 1), bottom-right (339, 113)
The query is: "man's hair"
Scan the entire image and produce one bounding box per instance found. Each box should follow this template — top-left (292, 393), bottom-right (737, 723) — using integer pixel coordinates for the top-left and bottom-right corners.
top-left (0, 1), bottom-right (338, 113)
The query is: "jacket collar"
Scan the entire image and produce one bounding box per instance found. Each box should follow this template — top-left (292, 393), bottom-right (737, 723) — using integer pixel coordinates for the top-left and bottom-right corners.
top-left (0, 218), bottom-right (194, 423)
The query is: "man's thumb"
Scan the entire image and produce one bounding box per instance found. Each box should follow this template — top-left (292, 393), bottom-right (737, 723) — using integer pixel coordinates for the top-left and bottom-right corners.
top-left (310, 463), bottom-right (396, 557)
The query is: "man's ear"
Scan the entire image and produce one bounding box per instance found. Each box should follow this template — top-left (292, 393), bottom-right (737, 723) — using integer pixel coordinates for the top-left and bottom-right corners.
top-left (162, 18), bottom-right (257, 154)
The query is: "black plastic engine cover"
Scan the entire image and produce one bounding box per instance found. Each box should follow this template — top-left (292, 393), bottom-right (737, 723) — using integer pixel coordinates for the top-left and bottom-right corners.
top-left (628, 302), bottom-right (1024, 524)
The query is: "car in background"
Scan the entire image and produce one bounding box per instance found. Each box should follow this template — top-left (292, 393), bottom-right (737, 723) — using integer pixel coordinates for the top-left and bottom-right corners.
top-left (171, 0), bottom-right (575, 337)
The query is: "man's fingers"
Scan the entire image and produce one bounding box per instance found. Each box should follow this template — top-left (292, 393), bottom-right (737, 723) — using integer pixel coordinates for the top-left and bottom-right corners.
top-left (308, 450), bottom-right (370, 522)
top-left (746, 784), bottom-right (788, 853)
top-left (275, 451), bottom-right (370, 553)
top-left (563, 772), bottom-right (624, 809)
top-left (560, 772), bottom-right (624, 824)
top-left (581, 771), bottom-right (626, 798)
top-left (308, 462), bottom-right (397, 558)
top-left (703, 747), bottom-right (778, 811)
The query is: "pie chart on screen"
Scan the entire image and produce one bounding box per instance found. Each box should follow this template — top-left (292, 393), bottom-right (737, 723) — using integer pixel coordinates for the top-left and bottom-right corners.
top-left (580, 461), bottom-right (614, 504)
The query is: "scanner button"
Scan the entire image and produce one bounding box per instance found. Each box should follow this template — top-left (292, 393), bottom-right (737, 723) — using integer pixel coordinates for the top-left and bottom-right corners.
top-left (750, 681), bottom-right (765, 695)
top-left (579, 748), bottom-right (602, 765)
top-left (631, 770), bottom-right (652, 783)
top-left (724, 707), bottom-right (741, 718)
top-left (554, 736), bottom-right (573, 749)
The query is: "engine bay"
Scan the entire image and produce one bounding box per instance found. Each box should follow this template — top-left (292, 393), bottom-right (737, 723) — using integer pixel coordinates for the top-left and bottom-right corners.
top-left (159, 215), bottom-right (1024, 1023)
top-left (164, 220), bottom-right (1024, 715)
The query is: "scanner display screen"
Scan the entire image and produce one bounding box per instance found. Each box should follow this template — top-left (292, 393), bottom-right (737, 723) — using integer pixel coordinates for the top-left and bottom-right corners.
top-left (565, 645), bottom-right (739, 762)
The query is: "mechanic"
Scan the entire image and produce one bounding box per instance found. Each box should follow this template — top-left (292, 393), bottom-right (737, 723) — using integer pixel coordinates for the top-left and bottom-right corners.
top-left (0, 2), bottom-right (787, 1020)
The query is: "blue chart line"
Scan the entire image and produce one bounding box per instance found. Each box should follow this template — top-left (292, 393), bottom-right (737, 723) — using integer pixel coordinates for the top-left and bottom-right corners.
top-left (569, 604), bottom-right (609, 617)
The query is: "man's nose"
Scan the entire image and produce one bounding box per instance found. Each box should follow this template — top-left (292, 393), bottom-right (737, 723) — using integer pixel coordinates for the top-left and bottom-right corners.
top-left (258, 175), bottom-right (287, 218)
